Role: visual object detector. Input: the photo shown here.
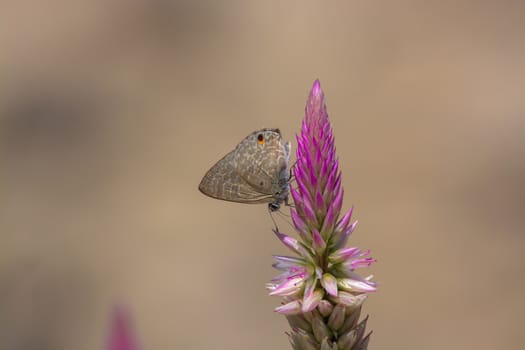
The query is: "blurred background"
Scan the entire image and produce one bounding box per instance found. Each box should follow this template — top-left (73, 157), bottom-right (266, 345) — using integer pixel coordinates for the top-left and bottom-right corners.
top-left (1, 1), bottom-right (524, 349)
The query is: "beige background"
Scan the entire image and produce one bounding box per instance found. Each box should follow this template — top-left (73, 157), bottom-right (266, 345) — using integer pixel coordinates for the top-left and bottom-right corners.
top-left (1, 1), bottom-right (524, 349)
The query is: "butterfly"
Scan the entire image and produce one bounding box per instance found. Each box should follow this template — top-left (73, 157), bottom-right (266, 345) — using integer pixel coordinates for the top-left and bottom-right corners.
top-left (199, 128), bottom-right (291, 212)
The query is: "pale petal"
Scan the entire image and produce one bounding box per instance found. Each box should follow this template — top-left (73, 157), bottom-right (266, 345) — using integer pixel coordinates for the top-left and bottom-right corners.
top-left (302, 288), bottom-right (324, 312)
top-left (275, 300), bottom-right (302, 315)
top-left (320, 273), bottom-right (338, 297)
top-left (269, 276), bottom-right (305, 296)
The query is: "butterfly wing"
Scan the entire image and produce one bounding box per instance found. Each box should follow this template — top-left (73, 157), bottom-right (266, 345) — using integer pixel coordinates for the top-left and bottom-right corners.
top-left (234, 130), bottom-right (290, 197)
top-left (199, 149), bottom-right (275, 203)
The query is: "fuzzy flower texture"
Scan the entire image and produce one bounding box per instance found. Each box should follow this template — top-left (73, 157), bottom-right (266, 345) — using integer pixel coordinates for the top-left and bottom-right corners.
top-left (267, 80), bottom-right (377, 350)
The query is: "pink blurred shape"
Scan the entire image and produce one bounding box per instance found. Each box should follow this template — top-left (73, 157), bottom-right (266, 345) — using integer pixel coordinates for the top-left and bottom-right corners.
top-left (106, 305), bottom-right (141, 350)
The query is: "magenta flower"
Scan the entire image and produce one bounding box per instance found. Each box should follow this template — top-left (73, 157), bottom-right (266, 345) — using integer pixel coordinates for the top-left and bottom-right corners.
top-left (106, 305), bottom-right (141, 350)
top-left (267, 80), bottom-right (377, 350)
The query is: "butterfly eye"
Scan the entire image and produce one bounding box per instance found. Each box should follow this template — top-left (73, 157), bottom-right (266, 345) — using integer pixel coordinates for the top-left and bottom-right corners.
top-left (257, 133), bottom-right (265, 145)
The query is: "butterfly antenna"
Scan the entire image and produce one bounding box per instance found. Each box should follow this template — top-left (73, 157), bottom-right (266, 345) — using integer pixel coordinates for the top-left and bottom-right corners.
top-left (274, 209), bottom-right (296, 231)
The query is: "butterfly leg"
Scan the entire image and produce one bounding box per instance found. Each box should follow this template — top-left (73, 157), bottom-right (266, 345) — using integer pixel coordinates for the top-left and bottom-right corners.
top-left (288, 160), bottom-right (297, 182)
top-left (268, 204), bottom-right (280, 231)
top-left (284, 195), bottom-right (295, 209)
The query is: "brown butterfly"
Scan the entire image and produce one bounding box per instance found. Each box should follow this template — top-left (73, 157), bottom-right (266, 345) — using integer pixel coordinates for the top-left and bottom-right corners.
top-left (199, 128), bottom-right (291, 211)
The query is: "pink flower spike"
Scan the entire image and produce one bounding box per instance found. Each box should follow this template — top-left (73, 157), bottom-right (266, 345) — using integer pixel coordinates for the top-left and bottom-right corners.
top-left (268, 81), bottom-right (377, 349)
top-left (106, 305), bottom-right (140, 350)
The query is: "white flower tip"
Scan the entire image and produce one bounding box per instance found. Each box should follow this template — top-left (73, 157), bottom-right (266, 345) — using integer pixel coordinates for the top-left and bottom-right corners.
top-left (275, 300), bottom-right (302, 315)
